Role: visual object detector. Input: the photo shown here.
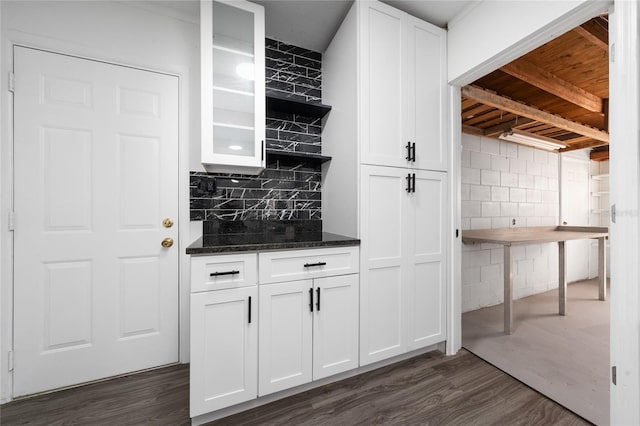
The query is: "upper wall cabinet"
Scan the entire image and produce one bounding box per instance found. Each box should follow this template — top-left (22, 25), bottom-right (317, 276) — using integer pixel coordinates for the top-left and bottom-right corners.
top-left (201, 0), bottom-right (266, 174)
top-left (359, 1), bottom-right (447, 171)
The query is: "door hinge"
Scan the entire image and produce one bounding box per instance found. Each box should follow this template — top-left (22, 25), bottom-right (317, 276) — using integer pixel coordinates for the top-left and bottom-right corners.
top-left (612, 365), bottom-right (617, 385)
top-left (610, 43), bottom-right (615, 63)
top-left (8, 350), bottom-right (14, 372)
top-left (611, 204), bottom-right (616, 223)
top-left (8, 71), bottom-right (14, 93)
top-left (8, 211), bottom-right (15, 231)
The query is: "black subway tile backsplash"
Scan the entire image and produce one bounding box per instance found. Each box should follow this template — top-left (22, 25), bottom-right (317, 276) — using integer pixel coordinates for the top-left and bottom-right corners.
top-left (191, 38), bottom-right (323, 223)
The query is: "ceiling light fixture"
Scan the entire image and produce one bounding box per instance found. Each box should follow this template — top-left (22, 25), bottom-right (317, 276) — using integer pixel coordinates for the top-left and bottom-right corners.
top-left (235, 62), bottom-right (254, 80)
top-left (499, 128), bottom-right (566, 151)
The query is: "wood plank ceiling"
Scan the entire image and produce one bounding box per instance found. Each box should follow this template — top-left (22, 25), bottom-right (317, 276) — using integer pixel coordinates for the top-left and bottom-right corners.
top-left (461, 16), bottom-right (609, 159)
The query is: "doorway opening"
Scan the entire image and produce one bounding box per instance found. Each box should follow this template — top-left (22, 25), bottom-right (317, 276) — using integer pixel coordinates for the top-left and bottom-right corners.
top-left (457, 15), bottom-right (610, 425)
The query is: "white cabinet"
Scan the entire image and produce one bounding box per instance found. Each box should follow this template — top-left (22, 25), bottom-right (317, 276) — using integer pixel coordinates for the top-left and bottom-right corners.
top-left (313, 274), bottom-right (360, 380)
top-left (258, 249), bottom-right (359, 396)
top-left (323, 0), bottom-right (449, 367)
top-left (258, 280), bottom-right (312, 396)
top-left (200, 0), bottom-right (265, 174)
top-left (190, 247), bottom-right (359, 415)
top-left (258, 246), bottom-right (359, 284)
top-left (406, 172), bottom-right (447, 350)
top-left (359, 166), bottom-right (447, 365)
top-left (189, 252), bottom-right (258, 416)
top-left (359, 1), bottom-right (447, 171)
top-left (190, 286), bottom-right (257, 417)
top-left (191, 252), bottom-right (257, 293)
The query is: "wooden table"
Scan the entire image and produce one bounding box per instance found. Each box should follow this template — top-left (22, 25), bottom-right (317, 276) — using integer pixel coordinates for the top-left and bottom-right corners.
top-left (462, 226), bottom-right (609, 334)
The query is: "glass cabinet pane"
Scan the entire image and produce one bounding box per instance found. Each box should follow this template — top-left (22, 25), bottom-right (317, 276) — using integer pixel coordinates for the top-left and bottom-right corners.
top-left (211, 1), bottom-right (256, 158)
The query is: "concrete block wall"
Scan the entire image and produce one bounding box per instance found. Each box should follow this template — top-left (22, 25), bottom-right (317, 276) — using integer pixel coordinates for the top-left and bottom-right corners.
top-left (461, 133), bottom-right (560, 312)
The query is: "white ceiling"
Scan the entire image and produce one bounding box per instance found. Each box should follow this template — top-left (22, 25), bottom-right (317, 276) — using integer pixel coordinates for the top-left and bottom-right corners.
top-left (146, 0), bottom-right (473, 52)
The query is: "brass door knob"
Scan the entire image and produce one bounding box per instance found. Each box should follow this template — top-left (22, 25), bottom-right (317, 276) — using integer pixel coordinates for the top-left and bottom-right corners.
top-left (161, 237), bottom-right (174, 248)
top-left (163, 218), bottom-right (174, 228)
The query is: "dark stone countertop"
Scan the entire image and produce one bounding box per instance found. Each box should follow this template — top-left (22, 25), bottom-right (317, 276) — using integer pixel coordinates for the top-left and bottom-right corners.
top-left (186, 231), bottom-right (360, 254)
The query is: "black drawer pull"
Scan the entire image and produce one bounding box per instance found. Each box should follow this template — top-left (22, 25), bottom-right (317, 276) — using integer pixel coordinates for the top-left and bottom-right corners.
top-left (309, 288), bottom-right (314, 312)
top-left (248, 296), bottom-right (252, 324)
top-left (210, 270), bottom-right (240, 277)
top-left (304, 262), bottom-right (327, 268)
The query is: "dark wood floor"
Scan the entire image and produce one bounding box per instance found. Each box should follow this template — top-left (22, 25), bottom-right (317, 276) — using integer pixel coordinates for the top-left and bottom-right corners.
top-left (1, 349), bottom-right (591, 426)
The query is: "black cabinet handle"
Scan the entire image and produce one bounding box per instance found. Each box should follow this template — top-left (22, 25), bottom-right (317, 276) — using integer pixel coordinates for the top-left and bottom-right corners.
top-left (411, 142), bottom-right (416, 162)
top-left (309, 288), bottom-right (314, 312)
top-left (261, 140), bottom-right (264, 161)
top-left (248, 296), bottom-right (252, 324)
top-left (405, 142), bottom-right (412, 161)
top-left (406, 173), bottom-right (416, 193)
top-left (210, 270), bottom-right (240, 277)
top-left (304, 262), bottom-right (326, 268)
top-left (316, 287), bottom-right (321, 311)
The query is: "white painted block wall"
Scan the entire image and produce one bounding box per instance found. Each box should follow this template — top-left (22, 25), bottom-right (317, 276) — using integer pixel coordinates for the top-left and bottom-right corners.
top-left (461, 133), bottom-right (560, 312)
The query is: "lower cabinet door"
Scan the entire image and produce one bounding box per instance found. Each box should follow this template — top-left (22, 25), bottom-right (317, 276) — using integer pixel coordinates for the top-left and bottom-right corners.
top-left (359, 165), bottom-right (408, 366)
top-left (407, 170), bottom-right (447, 349)
top-left (313, 274), bottom-right (359, 380)
top-left (259, 280), bottom-right (313, 396)
top-left (190, 287), bottom-right (257, 417)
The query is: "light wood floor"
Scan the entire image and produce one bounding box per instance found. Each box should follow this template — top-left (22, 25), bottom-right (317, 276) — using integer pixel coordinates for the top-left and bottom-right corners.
top-left (463, 278), bottom-right (608, 426)
top-left (1, 349), bottom-right (589, 426)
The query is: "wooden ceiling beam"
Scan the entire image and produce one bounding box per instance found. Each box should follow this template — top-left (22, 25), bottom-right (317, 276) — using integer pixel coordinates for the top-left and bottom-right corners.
top-left (482, 117), bottom-right (534, 136)
top-left (560, 139), bottom-right (609, 152)
top-left (461, 85), bottom-right (609, 143)
top-left (574, 19), bottom-right (608, 52)
top-left (462, 124), bottom-right (484, 136)
top-left (590, 148), bottom-right (609, 161)
top-left (501, 59), bottom-right (603, 113)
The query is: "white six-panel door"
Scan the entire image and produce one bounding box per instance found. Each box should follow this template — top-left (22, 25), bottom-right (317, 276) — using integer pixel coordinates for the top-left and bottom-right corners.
top-left (13, 47), bottom-right (179, 396)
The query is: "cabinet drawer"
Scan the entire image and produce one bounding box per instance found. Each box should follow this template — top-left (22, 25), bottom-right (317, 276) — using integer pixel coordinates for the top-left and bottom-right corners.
top-left (259, 246), bottom-right (359, 284)
top-left (191, 253), bottom-right (257, 292)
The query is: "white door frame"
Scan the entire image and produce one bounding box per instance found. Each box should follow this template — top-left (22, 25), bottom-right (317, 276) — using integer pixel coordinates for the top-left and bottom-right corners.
top-left (448, 0), bottom-right (612, 355)
top-left (609, 2), bottom-right (640, 423)
top-left (449, 1), bottom-right (639, 424)
top-left (1, 39), bottom-right (191, 402)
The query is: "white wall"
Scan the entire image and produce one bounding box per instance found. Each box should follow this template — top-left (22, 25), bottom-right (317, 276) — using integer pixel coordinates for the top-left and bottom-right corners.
top-left (447, 0), bottom-right (611, 85)
top-left (461, 134), bottom-right (559, 312)
top-left (0, 0), bottom-right (201, 402)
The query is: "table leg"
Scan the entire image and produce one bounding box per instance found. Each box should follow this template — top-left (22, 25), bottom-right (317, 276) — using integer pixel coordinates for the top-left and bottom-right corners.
top-left (558, 241), bottom-right (566, 316)
top-left (504, 245), bottom-right (513, 334)
top-left (599, 237), bottom-right (607, 300)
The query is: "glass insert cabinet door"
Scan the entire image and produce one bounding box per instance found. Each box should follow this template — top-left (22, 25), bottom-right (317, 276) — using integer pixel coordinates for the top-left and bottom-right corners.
top-left (201, 0), bottom-right (265, 173)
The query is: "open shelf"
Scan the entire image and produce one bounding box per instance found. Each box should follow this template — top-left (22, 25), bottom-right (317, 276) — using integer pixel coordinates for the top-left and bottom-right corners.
top-left (266, 92), bottom-right (331, 118)
top-left (266, 148), bottom-right (331, 164)
top-left (591, 173), bottom-right (610, 180)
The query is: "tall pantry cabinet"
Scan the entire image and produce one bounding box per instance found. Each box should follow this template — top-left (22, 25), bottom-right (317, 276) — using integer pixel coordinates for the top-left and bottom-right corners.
top-left (322, 0), bottom-right (449, 365)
